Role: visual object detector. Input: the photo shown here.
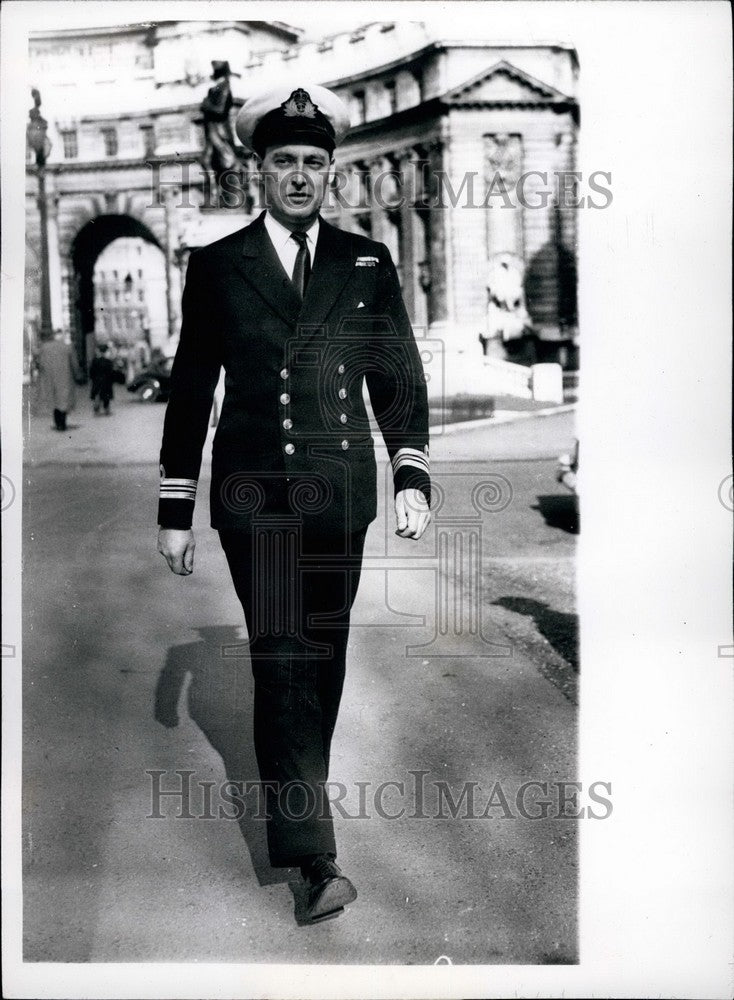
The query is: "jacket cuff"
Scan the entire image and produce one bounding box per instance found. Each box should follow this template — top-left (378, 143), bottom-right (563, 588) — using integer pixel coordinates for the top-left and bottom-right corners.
top-left (392, 447), bottom-right (431, 505)
top-left (158, 474), bottom-right (198, 529)
top-left (158, 498), bottom-right (195, 530)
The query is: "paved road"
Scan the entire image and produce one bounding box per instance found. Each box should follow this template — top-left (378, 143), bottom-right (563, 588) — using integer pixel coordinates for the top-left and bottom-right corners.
top-left (22, 392), bottom-right (578, 964)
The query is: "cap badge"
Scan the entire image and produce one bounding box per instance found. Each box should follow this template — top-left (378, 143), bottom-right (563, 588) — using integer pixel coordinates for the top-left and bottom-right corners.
top-left (282, 88), bottom-right (318, 119)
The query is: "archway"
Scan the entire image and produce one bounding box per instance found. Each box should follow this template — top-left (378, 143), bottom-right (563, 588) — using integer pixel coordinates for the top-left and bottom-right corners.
top-left (70, 214), bottom-right (164, 370)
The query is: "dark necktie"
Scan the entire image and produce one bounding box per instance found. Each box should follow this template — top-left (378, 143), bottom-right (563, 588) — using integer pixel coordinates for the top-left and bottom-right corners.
top-left (290, 231), bottom-right (311, 299)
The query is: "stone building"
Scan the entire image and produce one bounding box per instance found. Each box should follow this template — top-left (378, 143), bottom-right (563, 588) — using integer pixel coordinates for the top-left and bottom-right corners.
top-left (25, 20), bottom-right (300, 367)
top-left (321, 34), bottom-right (580, 390)
top-left (26, 20), bottom-right (578, 392)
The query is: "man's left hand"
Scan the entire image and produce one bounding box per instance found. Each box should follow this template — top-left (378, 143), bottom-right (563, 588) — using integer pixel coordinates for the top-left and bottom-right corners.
top-left (395, 488), bottom-right (431, 540)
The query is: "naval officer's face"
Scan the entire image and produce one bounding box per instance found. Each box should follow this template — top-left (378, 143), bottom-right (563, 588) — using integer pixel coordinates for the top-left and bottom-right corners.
top-left (260, 143), bottom-right (333, 230)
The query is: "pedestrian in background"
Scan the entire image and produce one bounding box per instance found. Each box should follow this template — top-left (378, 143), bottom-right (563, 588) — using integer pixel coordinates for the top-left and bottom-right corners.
top-left (38, 329), bottom-right (79, 431)
top-left (89, 342), bottom-right (115, 415)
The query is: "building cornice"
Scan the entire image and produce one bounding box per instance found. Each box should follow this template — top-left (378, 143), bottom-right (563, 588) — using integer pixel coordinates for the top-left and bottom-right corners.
top-left (27, 153), bottom-right (202, 177)
top-left (446, 100), bottom-right (577, 113)
top-left (342, 98), bottom-right (445, 144)
top-left (30, 24), bottom-right (156, 43)
top-left (29, 20), bottom-right (301, 44)
top-left (342, 83), bottom-right (577, 147)
top-left (78, 105), bottom-right (202, 124)
top-left (325, 38), bottom-right (577, 90)
top-left (325, 41), bottom-right (441, 88)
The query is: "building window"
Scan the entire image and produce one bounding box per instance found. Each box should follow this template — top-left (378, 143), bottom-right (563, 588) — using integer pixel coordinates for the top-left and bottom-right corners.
top-left (101, 127), bottom-right (118, 157)
top-left (60, 129), bottom-right (78, 159)
top-left (385, 81), bottom-right (397, 116)
top-left (140, 124), bottom-right (155, 156)
top-left (353, 90), bottom-right (367, 124)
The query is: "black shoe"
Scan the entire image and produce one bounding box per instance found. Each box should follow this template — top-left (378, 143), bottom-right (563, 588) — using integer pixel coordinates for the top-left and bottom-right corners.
top-left (303, 855), bottom-right (357, 922)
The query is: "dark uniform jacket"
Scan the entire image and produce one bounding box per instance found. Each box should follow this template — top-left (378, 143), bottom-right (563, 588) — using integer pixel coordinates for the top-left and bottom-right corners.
top-left (89, 356), bottom-right (115, 399)
top-left (158, 212), bottom-right (430, 534)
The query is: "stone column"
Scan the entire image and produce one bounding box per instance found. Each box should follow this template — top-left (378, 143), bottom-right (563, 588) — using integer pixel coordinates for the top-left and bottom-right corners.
top-left (374, 154), bottom-right (403, 283)
top-left (554, 130), bottom-right (579, 353)
top-left (408, 147), bottom-right (429, 333)
top-left (425, 139), bottom-right (446, 325)
top-left (367, 158), bottom-right (385, 244)
top-left (396, 149), bottom-right (415, 321)
top-left (45, 183), bottom-right (64, 331)
top-left (341, 164), bottom-right (359, 233)
top-left (162, 185), bottom-right (181, 341)
top-left (555, 131), bottom-right (577, 248)
top-left (350, 161), bottom-right (372, 236)
top-left (60, 257), bottom-right (72, 344)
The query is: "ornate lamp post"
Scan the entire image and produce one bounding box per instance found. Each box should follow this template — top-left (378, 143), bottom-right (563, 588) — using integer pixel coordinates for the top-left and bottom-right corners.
top-left (26, 88), bottom-right (53, 340)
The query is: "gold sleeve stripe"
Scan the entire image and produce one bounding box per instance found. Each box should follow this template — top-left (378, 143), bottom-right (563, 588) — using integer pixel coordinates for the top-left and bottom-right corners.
top-left (392, 448), bottom-right (430, 473)
top-left (159, 478), bottom-right (198, 500)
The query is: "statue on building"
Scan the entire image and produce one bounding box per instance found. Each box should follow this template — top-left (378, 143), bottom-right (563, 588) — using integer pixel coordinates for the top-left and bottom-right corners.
top-left (481, 252), bottom-right (536, 364)
top-left (199, 61), bottom-right (240, 204)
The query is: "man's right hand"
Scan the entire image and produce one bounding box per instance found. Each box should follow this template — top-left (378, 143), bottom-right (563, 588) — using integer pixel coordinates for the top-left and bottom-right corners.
top-left (158, 528), bottom-right (195, 576)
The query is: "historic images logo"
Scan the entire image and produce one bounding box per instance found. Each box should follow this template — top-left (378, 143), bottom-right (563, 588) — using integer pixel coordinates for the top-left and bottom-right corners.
top-left (146, 769), bottom-right (613, 822)
top-left (147, 160), bottom-right (613, 212)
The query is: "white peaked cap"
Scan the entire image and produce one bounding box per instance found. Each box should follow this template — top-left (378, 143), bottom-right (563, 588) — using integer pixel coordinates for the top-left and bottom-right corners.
top-left (235, 82), bottom-right (352, 154)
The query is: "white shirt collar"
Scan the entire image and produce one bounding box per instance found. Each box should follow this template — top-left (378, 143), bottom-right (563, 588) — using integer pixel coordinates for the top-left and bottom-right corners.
top-left (264, 212), bottom-right (319, 251)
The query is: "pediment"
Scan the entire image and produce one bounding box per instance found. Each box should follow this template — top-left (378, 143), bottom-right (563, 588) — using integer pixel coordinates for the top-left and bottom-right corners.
top-left (445, 60), bottom-right (572, 106)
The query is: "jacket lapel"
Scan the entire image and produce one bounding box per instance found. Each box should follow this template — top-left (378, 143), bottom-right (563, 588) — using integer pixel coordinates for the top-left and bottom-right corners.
top-left (296, 219), bottom-right (356, 336)
top-left (234, 214), bottom-right (357, 333)
top-left (236, 213), bottom-right (302, 326)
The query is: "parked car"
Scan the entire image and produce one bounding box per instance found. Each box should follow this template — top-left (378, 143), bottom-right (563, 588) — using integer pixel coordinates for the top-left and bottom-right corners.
top-left (557, 439), bottom-right (579, 493)
top-left (127, 356), bottom-right (174, 402)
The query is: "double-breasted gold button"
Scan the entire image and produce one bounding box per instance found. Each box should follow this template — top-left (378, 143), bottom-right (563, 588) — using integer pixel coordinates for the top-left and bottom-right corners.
top-left (340, 414), bottom-right (348, 424)
top-left (341, 440), bottom-right (349, 450)
top-left (338, 388), bottom-right (347, 400)
top-left (280, 368), bottom-right (289, 380)
top-left (284, 443), bottom-right (295, 455)
top-left (338, 364), bottom-right (345, 375)
top-left (283, 418), bottom-right (293, 430)
top-left (280, 392), bottom-right (290, 405)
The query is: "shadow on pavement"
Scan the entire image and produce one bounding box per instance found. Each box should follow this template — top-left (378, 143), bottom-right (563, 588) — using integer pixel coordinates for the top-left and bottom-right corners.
top-left (153, 625), bottom-right (295, 888)
top-left (491, 596), bottom-right (579, 672)
top-left (533, 494), bottom-right (579, 534)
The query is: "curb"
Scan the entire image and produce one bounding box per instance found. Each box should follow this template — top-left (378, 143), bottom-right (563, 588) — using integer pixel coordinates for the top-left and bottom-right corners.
top-left (434, 403), bottom-right (576, 435)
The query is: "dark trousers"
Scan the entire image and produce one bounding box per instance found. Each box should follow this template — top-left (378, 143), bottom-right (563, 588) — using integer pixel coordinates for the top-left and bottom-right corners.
top-left (219, 523), bottom-right (367, 867)
top-left (53, 408), bottom-right (67, 430)
top-left (92, 389), bottom-right (112, 413)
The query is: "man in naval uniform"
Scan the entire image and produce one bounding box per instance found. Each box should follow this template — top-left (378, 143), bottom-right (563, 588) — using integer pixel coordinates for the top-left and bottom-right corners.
top-left (157, 83), bottom-right (431, 923)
